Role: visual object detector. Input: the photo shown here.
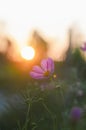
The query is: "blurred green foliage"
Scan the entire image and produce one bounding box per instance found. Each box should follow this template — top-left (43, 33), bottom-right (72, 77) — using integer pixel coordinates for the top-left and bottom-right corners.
top-left (0, 47), bottom-right (86, 130)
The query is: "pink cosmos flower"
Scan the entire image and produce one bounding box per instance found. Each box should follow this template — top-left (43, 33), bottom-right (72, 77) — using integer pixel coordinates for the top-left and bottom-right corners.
top-left (30, 58), bottom-right (54, 79)
top-left (80, 42), bottom-right (86, 51)
top-left (77, 90), bottom-right (83, 97)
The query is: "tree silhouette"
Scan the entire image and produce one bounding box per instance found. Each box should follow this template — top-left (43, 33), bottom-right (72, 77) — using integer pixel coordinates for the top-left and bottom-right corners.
top-left (28, 30), bottom-right (48, 64)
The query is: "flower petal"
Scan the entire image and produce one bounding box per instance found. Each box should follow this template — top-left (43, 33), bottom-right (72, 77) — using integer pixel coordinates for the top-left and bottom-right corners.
top-left (30, 72), bottom-right (44, 79)
top-left (47, 58), bottom-right (54, 73)
top-left (41, 59), bottom-right (48, 71)
top-left (32, 66), bottom-right (44, 74)
top-left (80, 43), bottom-right (86, 51)
top-left (41, 58), bottom-right (54, 73)
top-left (80, 46), bottom-right (86, 51)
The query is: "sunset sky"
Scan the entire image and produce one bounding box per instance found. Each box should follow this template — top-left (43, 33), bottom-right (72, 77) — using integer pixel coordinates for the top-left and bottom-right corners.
top-left (0, 0), bottom-right (86, 49)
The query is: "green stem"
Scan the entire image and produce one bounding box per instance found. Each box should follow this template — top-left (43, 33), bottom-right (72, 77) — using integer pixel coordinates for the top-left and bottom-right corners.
top-left (22, 102), bottom-right (31, 130)
top-left (42, 101), bottom-right (56, 130)
top-left (59, 86), bottom-right (65, 108)
top-left (56, 83), bottom-right (65, 130)
top-left (70, 121), bottom-right (78, 130)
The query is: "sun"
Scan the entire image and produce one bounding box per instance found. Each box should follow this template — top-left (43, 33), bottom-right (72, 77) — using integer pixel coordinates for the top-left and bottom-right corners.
top-left (21, 46), bottom-right (35, 60)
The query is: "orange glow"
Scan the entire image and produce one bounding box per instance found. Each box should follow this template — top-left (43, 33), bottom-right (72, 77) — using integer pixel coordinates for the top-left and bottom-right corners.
top-left (21, 46), bottom-right (35, 60)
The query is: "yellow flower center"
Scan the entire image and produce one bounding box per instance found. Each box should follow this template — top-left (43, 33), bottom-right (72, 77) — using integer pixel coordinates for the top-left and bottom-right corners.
top-left (43, 71), bottom-right (50, 77)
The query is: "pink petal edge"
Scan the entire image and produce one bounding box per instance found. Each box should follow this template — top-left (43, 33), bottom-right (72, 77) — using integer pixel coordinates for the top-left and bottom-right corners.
top-left (30, 71), bottom-right (44, 79)
top-left (32, 66), bottom-right (44, 74)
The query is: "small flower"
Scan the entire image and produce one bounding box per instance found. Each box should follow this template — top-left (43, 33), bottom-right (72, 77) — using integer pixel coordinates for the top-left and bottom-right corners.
top-left (30, 58), bottom-right (54, 79)
top-left (77, 90), bottom-right (83, 97)
top-left (70, 107), bottom-right (82, 122)
top-left (80, 42), bottom-right (86, 51)
top-left (53, 74), bottom-right (57, 78)
top-left (76, 81), bottom-right (81, 87)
